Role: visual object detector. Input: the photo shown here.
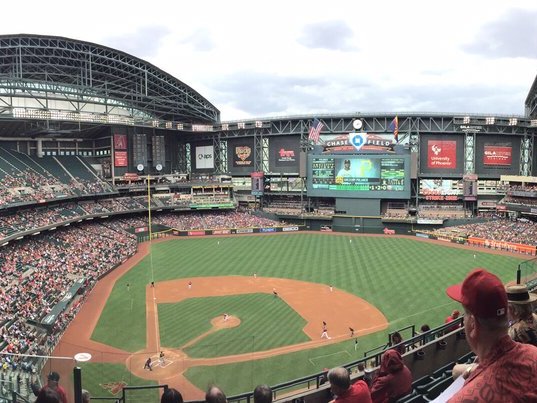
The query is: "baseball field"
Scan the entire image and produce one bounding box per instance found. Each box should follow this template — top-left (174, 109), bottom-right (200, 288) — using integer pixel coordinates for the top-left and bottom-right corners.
top-left (54, 232), bottom-right (523, 401)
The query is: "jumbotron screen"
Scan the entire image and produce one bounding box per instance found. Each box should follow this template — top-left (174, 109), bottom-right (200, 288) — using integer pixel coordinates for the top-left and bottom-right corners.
top-left (307, 154), bottom-right (411, 199)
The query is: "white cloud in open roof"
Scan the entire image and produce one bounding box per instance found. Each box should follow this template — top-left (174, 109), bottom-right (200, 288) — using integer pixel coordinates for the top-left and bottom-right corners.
top-left (3, 0), bottom-right (536, 120)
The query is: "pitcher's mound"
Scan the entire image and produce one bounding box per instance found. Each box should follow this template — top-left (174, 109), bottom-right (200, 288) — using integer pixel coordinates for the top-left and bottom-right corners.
top-left (211, 315), bottom-right (241, 330)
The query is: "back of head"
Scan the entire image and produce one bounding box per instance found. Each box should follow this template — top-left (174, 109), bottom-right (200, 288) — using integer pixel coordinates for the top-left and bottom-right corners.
top-left (328, 367), bottom-right (350, 392)
top-left (253, 384), bottom-right (272, 403)
top-left (82, 389), bottom-right (91, 403)
top-left (206, 385), bottom-right (227, 403)
top-left (162, 388), bottom-right (183, 403)
top-left (447, 268), bottom-right (509, 330)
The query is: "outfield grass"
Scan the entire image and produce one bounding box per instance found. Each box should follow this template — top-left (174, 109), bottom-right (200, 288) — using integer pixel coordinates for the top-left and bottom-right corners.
top-left (90, 234), bottom-right (522, 395)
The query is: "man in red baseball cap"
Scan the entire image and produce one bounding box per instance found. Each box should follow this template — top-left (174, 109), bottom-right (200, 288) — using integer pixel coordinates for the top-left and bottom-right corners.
top-left (445, 268), bottom-right (537, 402)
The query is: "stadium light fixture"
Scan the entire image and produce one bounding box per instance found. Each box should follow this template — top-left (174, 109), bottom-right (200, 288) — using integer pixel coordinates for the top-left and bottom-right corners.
top-left (530, 120), bottom-right (537, 127)
top-left (222, 123), bottom-right (229, 131)
top-left (485, 117), bottom-right (495, 125)
top-left (463, 116), bottom-right (470, 124)
top-left (255, 121), bottom-right (263, 128)
top-left (508, 117), bottom-right (518, 126)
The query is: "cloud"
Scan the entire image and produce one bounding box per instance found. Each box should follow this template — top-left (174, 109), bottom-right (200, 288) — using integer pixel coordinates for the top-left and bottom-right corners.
top-left (207, 70), bottom-right (526, 120)
top-left (297, 20), bottom-right (357, 51)
top-left (103, 26), bottom-right (170, 58)
top-left (463, 8), bottom-right (537, 58)
top-left (179, 28), bottom-right (216, 52)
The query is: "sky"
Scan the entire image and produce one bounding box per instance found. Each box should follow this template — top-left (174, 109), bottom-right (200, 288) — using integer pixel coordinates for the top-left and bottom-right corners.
top-left (1, 0), bottom-right (536, 121)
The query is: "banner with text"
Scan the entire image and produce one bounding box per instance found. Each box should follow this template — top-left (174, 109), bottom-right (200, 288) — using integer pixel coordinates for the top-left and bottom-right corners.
top-left (269, 136), bottom-right (300, 173)
top-left (114, 151), bottom-right (128, 167)
top-left (193, 144), bottom-right (214, 170)
top-left (227, 138), bottom-right (255, 174)
top-left (427, 140), bottom-right (457, 169)
top-left (483, 145), bottom-right (512, 166)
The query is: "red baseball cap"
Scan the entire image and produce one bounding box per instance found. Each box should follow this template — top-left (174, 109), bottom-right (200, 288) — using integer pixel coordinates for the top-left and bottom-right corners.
top-left (446, 268), bottom-right (507, 319)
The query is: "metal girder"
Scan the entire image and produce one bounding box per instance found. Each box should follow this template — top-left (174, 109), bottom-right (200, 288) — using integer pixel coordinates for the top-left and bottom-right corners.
top-left (464, 132), bottom-right (475, 174)
top-left (525, 74), bottom-right (537, 118)
top-left (185, 143), bottom-right (191, 174)
top-left (212, 133), bottom-right (226, 174)
top-left (520, 135), bottom-right (533, 176)
top-left (0, 34), bottom-right (220, 123)
top-left (254, 131), bottom-right (263, 172)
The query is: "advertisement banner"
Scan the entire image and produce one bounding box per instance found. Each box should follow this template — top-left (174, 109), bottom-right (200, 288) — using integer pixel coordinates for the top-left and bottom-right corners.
top-left (212, 229), bottom-right (231, 235)
top-left (188, 230), bottom-right (206, 236)
top-left (114, 151), bottom-right (128, 167)
top-left (236, 228), bottom-right (254, 234)
top-left (195, 145), bottom-right (214, 169)
top-left (233, 146), bottom-right (253, 167)
top-left (269, 136), bottom-right (300, 171)
top-left (420, 179), bottom-right (461, 195)
top-left (483, 145), bottom-right (512, 166)
top-left (467, 237), bottom-right (536, 255)
top-left (427, 140), bottom-right (457, 169)
top-left (260, 228), bottom-right (276, 232)
top-left (282, 226), bottom-right (299, 232)
top-left (114, 134), bottom-right (128, 150)
top-left (227, 138), bottom-right (255, 174)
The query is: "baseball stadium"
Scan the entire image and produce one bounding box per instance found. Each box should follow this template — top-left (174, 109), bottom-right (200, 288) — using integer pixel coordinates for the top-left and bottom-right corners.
top-left (0, 34), bottom-right (536, 403)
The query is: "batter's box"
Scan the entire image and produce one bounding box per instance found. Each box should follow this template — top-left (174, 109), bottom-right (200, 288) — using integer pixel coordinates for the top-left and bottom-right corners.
top-left (157, 358), bottom-right (174, 368)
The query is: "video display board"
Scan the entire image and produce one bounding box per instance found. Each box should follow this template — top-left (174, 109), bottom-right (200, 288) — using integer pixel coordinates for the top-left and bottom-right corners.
top-left (475, 136), bottom-right (520, 178)
top-left (269, 136), bottom-right (300, 173)
top-left (227, 138), bottom-right (255, 174)
top-left (419, 135), bottom-right (464, 177)
top-left (307, 154), bottom-right (410, 199)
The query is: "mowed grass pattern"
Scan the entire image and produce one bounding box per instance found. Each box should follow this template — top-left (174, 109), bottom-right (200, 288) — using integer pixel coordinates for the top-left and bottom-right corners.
top-left (91, 233), bottom-right (522, 395)
top-left (158, 294), bottom-right (309, 357)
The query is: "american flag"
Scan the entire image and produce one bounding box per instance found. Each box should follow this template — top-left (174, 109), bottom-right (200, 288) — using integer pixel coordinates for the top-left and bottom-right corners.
top-left (389, 116), bottom-right (399, 142)
top-left (308, 118), bottom-right (324, 144)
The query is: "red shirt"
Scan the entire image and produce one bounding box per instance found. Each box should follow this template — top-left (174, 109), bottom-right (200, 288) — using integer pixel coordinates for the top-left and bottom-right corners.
top-left (448, 335), bottom-right (537, 402)
top-left (335, 380), bottom-right (372, 403)
top-left (40, 385), bottom-right (68, 403)
top-left (370, 349), bottom-right (413, 403)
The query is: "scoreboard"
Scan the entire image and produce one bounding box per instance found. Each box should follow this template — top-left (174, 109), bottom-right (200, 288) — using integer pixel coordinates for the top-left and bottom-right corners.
top-left (307, 154), bottom-right (410, 199)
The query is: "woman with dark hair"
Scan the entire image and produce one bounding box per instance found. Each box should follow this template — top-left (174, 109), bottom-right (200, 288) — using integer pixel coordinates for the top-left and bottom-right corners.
top-left (370, 349), bottom-right (412, 403)
top-left (389, 332), bottom-right (406, 356)
top-left (161, 387), bottom-right (183, 403)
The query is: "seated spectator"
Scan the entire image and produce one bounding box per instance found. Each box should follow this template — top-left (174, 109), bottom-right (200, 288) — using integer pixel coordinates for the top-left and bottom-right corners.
top-left (81, 389), bottom-right (91, 403)
top-left (419, 324), bottom-right (434, 344)
top-left (389, 332), bottom-right (405, 356)
top-left (253, 384), bottom-right (272, 403)
top-left (506, 284), bottom-right (537, 346)
top-left (446, 268), bottom-right (537, 401)
top-left (445, 309), bottom-right (461, 332)
top-left (370, 349), bottom-right (412, 403)
top-left (327, 367), bottom-right (371, 403)
top-left (161, 387), bottom-right (183, 403)
top-left (206, 385), bottom-right (227, 403)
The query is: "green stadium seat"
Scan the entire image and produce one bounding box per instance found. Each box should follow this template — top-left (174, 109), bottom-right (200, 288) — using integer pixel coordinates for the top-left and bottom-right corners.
top-left (432, 361), bottom-right (455, 378)
top-left (424, 376), bottom-right (453, 401)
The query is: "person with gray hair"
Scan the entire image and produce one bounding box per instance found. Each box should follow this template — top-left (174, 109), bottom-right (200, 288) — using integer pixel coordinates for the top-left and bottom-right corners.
top-left (327, 367), bottom-right (371, 403)
top-left (446, 268), bottom-right (537, 401)
top-left (205, 385), bottom-right (227, 403)
top-left (81, 389), bottom-right (90, 403)
top-left (506, 284), bottom-right (537, 346)
top-left (253, 384), bottom-right (272, 403)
